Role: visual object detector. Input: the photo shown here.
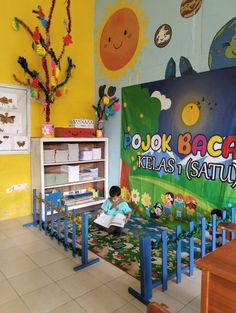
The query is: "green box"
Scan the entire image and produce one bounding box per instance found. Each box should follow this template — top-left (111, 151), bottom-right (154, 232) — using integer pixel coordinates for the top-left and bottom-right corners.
top-left (44, 173), bottom-right (56, 186)
top-left (55, 173), bottom-right (68, 185)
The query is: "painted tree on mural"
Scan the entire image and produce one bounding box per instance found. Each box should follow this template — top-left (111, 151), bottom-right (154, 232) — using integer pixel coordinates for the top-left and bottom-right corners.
top-left (12, 0), bottom-right (75, 123)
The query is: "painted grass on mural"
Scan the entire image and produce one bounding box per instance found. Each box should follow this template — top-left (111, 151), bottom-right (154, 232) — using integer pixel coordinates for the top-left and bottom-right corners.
top-left (128, 170), bottom-right (233, 229)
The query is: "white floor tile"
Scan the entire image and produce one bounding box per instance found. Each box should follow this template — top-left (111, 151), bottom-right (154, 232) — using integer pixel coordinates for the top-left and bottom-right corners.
top-left (106, 274), bottom-right (140, 301)
top-left (0, 256), bottom-right (37, 278)
top-left (76, 285), bottom-right (127, 313)
top-left (113, 302), bottom-right (144, 313)
top-left (57, 271), bottom-right (103, 298)
top-left (16, 215), bottom-right (34, 225)
top-left (0, 298), bottom-right (31, 313)
top-left (2, 225), bottom-right (31, 238)
top-left (0, 280), bottom-right (18, 305)
top-left (86, 259), bottom-right (124, 283)
top-left (10, 232), bottom-right (41, 246)
top-left (151, 287), bottom-right (185, 313)
top-left (52, 241), bottom-right (77, 257)
top-left (0, 231), bottom-right (7, 240)
top-left (41, 258), bottom-right (79, 281)
top-left (48, 300), bottom-right (87, 313)
top-left (0, 246), bottom-right (26, 265)
top-left (177, 304), bottom-right (199, 313)
top-left (0, 270), bottom-right (6, 282)
top-left (19, 239), bottom-right (52, 255)
top-left (164, 276), bottom-right (200, 305)
top-left (130, 299), bottom-right (150, 313)
top-left (0, 237), bottom-right (19, 251)
top-left (181, 270), bottom-right (202, 287)
top-left (0, 219), bottom-right (20, 230)
top-left (29, 247), bottom-right (66, 266)
top-left (187, 295), bottom-right (201, 313)
top-left (22, 282), bottom-right (71, 313)
top-left (9, 268), bottom-right (52, 295)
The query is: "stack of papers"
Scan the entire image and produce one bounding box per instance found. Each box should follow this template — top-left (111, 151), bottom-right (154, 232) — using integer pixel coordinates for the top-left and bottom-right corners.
top-left (68, 165), bottom-right (80, 182)
top-left (80, 173), bottom-right (93, 181)
top-left (90, 168), bottom-right (98, 179)
top-left (44, 150), bottom-right (55, 163)
top-left (55, 150), bottom-right (69, 163)
top-left (68, 144), bottom-right (79, 161)
top-left (92, 148), bottom-right (101, 160)
top-left (79, 150), bottom-right (93, 161)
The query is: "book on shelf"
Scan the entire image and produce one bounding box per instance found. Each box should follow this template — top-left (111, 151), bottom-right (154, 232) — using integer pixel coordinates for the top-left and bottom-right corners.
top-left (63, 191), bottom-right (94, 206)
top-left (68, 191), bottom-right (93, 199)
top-left (94, 213), bottom-right (126, 228)
top-left (63, 198), bottom-right (93, 206)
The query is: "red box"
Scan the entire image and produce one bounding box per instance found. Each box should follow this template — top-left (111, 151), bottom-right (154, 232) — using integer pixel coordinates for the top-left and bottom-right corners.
top-left (55, 127), bottom-right (96, 138)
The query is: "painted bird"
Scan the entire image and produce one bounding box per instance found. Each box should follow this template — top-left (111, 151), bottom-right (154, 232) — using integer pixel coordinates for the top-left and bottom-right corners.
top-left (37, 17), bottom-right (48, 28)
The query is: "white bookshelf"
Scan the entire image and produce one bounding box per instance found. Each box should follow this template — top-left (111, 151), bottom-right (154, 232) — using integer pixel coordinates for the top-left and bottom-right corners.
top-left (31, 137), bottom-right (108, 220)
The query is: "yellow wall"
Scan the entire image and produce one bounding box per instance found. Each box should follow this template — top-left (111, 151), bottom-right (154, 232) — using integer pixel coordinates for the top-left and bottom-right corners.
top-left (0, 1), bottom-right (94, 220)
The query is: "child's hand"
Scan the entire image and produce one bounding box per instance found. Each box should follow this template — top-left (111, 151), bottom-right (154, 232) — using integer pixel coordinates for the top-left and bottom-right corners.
top-left (97, 210), bottom-right (104, 217)
top-left (124, 217), bottom-right (129, 224)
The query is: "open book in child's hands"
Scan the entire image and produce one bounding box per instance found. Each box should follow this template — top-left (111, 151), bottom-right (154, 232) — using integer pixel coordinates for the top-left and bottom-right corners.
top-left (94, 213), bottom-right (126, 228)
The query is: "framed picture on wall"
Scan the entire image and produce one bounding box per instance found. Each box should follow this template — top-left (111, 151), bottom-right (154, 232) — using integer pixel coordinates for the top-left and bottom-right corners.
top-left (0, 84), bottom-right (31, 154)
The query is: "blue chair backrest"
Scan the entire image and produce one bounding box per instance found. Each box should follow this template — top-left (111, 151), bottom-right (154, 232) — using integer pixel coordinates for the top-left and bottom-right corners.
top-left (45, 192), bottom-right (63, 207)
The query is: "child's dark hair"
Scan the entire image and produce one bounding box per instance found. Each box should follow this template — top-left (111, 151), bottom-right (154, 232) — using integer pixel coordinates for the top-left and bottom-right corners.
top-left (211, 209), bottom-right (222, 218)
top-left (109, 185), bottom-right (121, 197)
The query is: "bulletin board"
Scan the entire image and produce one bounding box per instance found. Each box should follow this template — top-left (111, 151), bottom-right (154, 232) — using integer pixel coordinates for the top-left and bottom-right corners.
top-left (0, 84), bottom-right (30, 154)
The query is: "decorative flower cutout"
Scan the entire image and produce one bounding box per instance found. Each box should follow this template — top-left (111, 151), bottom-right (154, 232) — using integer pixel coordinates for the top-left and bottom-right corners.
top-left (141, 192), bottom-right (151, 207)
top-left (131, 189), bottom-right (140, 204)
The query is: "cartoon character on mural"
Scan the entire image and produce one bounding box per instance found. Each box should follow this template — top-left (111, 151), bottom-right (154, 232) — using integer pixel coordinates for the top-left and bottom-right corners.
top-left (185, 196), bottom-right (197, 220)
top-left (145, 202), bottom-right (162, 219)
top-left (154, 24), bottom-right (172, 48)
top-left (174, 193), bottom-right (185, 219)
top-left (161, 192), bottom-right (174, 216)
top-left (150, 202), bottom-right (163, 219)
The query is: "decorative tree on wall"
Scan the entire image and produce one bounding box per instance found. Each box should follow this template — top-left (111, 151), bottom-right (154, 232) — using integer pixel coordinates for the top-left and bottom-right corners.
top-left (93, 85), bottom-right (120, 131)
top-left (12, 0), bottom-right (75, 123)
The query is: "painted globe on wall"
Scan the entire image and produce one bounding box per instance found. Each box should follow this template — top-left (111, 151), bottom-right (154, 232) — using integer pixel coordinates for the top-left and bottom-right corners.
top-left (209, 17), bottom-right (236, 70)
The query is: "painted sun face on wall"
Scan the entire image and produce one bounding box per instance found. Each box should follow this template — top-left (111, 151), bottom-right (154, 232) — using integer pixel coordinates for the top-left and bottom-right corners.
top-left (96, 1), bottom-right (147, 81)
top-left (100, 8), bottom-right (139, 71)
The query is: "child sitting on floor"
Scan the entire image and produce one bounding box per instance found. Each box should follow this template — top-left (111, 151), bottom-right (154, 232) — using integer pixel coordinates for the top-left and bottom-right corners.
top-left (97, 185), bottom-right (132, 236)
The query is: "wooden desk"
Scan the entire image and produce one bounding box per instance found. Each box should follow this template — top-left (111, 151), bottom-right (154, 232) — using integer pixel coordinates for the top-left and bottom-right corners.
top-left (196, 239), bottom-right (236, 313)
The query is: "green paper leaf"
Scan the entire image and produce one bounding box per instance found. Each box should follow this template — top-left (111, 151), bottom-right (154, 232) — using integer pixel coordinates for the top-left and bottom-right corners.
top-left (12, 18), bottom-right (19, 31)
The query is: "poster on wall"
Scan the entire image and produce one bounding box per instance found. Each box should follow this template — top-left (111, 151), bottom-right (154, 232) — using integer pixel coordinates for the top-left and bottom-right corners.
top-left (0, 84), bottom-right (30, 154)
top-left (120, 66), bottom-right (236, 226)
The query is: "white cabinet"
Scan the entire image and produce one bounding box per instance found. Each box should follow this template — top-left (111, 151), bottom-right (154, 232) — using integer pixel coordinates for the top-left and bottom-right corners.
top-left (31, 137), bottom-right (108, 219)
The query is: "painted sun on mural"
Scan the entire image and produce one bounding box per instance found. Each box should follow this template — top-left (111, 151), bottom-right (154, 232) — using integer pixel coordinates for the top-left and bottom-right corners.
top-left (96, 0), bottom-right (148, 82)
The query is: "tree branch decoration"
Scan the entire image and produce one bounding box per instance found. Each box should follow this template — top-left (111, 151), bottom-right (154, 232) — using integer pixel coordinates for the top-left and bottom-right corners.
top-left (12, 0), bottom-right (76, 123)
top-left (93, 85), bottom-right (120, 130)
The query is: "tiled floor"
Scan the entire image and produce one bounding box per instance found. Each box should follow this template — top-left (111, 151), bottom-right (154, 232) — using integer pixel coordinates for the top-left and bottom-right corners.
top-left (0, 215), bottom-right (201, 313)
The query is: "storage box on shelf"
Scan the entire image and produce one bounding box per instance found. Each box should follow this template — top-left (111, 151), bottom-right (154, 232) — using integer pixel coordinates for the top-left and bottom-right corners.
top-left (31, 137), bottom-right (108, 220)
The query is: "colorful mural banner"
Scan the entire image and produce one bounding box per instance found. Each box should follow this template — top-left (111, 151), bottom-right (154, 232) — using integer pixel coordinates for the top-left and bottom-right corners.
top-left (120, 67), bottom-right (236, 224)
